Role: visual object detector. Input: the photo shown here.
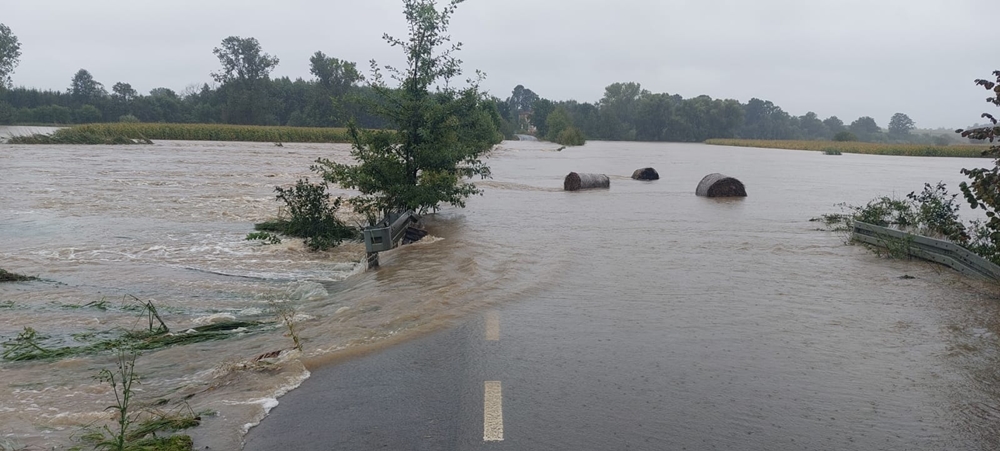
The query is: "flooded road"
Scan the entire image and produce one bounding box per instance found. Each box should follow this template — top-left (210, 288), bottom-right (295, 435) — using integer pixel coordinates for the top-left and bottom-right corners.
top-left (2, 138), bottom-right (999, 449)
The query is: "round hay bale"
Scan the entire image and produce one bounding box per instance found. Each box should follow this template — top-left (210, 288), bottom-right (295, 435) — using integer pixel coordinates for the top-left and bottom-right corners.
top-left (696, 173), bottom-right (746, 197)
top-left (564, 172), bottom-right (610, 191)
top-left (631, 167), bottom-right (659, 180)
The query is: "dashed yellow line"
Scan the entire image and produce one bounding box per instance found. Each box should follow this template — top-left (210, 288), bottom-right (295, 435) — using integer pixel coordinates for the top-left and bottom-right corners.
top-left (484, 381), bottom-right (504, 441)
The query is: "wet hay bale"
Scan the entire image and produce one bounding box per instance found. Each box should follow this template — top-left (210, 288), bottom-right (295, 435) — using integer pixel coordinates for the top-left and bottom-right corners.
top-left (631, 167), bottom-right (659, 180)
top-left (696, 173), bottom-right (746, 197)
top-left (564, 172), bottom-right (610, 191)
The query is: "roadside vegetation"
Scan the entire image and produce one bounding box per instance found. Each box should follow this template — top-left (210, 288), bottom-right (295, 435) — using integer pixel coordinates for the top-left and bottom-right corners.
top-left (249, 178), bottom-right (357, 251)
top-left (819, 70), bottom-right (1000, 267)
top-left (1, 296), bottom-right (264, 362)
top-left (704, 139), bottom-right (988, 158)
top-left (0, 295), bottom-right (268, 450)
top-left (313, 0), bottom-right (502, 223)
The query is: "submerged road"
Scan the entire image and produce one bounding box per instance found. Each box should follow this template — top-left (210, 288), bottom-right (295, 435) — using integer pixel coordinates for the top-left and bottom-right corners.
top-left (243, 268), bottom-right (998, 451)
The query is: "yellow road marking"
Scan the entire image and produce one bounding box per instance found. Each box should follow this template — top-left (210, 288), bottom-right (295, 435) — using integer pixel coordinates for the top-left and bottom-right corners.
top-left (485, 311), bottom-right (500, 341)
top-left (484, 381), bottom-right (504, 441)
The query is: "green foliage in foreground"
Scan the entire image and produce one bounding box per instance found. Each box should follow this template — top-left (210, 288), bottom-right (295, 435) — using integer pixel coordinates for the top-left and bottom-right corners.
top-left (0, 267), bottom-right (36, 282)
top-left (253, 178), bottom-right (357, 251)
top-left (957, 70), bottom-right (1000, 258)
top-left (705, 138), bottom-right (989, 158)
top-left (70, 123), bottom-right (351, 143)
top-left (79, 343), bottom-right (200, 451)
top-left (314, 0), bottom-right (502, 221)
top-left (817, 182), bottom-right (1000, 265)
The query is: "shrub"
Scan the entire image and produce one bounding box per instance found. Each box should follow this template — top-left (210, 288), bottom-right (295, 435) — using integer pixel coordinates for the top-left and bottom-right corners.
top-left (254, 178), bottom-right (357, 251)
top-left (555, 126), bottom-right (586, 146)
top-left (118, 114), bottom-right (140, 123)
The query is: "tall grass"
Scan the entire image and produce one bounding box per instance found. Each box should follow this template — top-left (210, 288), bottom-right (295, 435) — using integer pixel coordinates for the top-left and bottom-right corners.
top-left (6, 128), bottom-right (151, 145)
top-left (705, 139), bottom-right (989, 158)
top-left (71, 123), bottom-right (351, 143)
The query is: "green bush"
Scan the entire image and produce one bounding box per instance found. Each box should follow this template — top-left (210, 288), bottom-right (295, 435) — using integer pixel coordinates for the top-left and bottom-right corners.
top-left (254, 178), bottom-right (357, 251)
top-left (118, 114), bottom-right (140, 123)
top-left (555, 126), bottom-right (586, 146)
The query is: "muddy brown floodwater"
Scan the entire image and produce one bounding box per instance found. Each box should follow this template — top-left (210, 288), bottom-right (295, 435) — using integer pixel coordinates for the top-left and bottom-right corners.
top-left (1, 137), bottom-right (999, 449)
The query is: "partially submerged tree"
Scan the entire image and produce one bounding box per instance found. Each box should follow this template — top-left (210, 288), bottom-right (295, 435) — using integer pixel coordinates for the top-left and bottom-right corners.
top-left (314, 0), bottom-right (502, 222)
top-left (0, 23), bottom-right (21, 89)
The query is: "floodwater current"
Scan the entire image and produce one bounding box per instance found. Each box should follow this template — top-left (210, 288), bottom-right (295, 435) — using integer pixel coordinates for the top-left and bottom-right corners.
top-left (1, 136), bottom-right (999, 449)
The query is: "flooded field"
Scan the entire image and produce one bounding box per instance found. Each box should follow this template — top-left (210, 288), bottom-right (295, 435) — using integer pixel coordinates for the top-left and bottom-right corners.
top-left (2, 138), bottom-right (999, 449)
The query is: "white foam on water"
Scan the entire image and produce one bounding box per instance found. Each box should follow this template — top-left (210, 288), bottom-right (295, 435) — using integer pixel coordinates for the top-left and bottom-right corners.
top-left (191, 313), bottom-right (237, 325)
top-left (233, 368), bottom-right (311, 434)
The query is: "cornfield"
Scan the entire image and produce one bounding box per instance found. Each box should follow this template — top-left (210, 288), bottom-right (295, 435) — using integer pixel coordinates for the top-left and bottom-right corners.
top-left (704, 139), bottom-right (990, 158)
top-left (68, 123), bottom-right (352, 143)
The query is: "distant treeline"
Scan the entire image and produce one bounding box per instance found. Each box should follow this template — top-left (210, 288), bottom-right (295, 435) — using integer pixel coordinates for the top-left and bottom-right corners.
top-left (503, 83), bottom-right (961, 145)
top-left (0, 35), bottom-right (962, 146)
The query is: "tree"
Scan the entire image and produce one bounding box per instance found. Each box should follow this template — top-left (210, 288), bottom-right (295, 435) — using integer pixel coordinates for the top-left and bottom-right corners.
top-left (888, 112), bottom-right (915, 139)
top-left (212, 36), bottom-right (279, 85)
top-left (212, 36), bottom-right (279, 124)
top-left (111, 82), bottom-right (137, 103)
top-left (309, 51), bottom-right (359, 96)
top-left (798, 112), bottom-right (828, 140)
top-left (306, 51), bottom-right (360, 126)
top-left (506, 84), bottom-right (538, 130)
top-left (823, 116), bottom-right (846, 136)
top-left (957, 70), bottom-right (1000, 262)
top-left (849, 116), bottom-right (880, 141)
top-left (598, 82), bottom-right (645, 140)
top-left (0, 23), bottom-right (21, 88)
top-left (530, 98), bottom-right (554, 138)
top-left (69, 69), bottom-right (106, 104)
top-left (314, 0), bottom-right (502, 222)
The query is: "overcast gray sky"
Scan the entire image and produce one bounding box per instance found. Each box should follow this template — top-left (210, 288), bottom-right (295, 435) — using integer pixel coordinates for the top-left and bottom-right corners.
top-left (3, 0), bottom-right (996, 128)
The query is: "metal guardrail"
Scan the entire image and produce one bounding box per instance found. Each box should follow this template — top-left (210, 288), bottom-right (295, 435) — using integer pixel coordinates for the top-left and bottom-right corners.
top-left (852, 221), bottom-right (1000, 281)
top-left (362, 210), bottom-right (421, 268)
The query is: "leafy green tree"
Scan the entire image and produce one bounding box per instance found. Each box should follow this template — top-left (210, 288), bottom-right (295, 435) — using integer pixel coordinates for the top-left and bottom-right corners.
top-left (314, 0), bottom-right (502, 222)
top-left (823, 116), bottom-right (846, 136)
top-left (598, 82), bottom-right (646, 140)
top-left (212, 36), bottom-right (279, 124)
top-left (530, 98), bottom-right (555, 138)
top-left (0, 100), bottom-right (13, 124)
top-left (506, 84), bottom-right (538, 129)
top-left (74, 104), bottom-right (102, 123)
top-left (741, 98), bottom-right (794, 139)
top-left (309, 51), bottom-right (359, 96)
top-left (306, 51), bottom-right (360, 126)
top-left (544, 107), bottom-right (572, 141)
top-left (69, 69), bottom-right (106, 105)
top-left (798, 112), bottom-right (828, 140)
top-left (0, 23), bottom-right (21, 89)
top-left (849, 116), bottom-right (881, 141)
top-left (957, 70), bottom-right (1000, 260)
top-left (111, 82), bottom-right (137, 103)
top-left (888, 112), bottom-right (915, 139)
